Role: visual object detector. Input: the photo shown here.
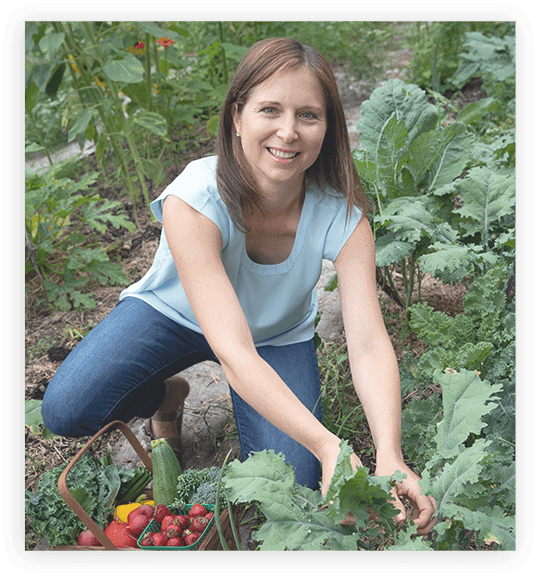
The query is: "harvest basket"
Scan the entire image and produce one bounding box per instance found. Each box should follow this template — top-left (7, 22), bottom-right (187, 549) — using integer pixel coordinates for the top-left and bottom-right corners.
top-left (138, 503), bottom-right (216, 550)
top-left (53, 420), bottom-right (240, 551)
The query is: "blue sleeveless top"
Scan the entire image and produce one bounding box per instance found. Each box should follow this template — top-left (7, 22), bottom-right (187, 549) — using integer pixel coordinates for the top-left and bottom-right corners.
top-left (120, 155), bottom-right (362, 346)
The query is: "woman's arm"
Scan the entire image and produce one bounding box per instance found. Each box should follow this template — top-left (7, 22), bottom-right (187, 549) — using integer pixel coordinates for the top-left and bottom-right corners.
top-left (334, 217), bottom-right (403, 457)
top-left (334, 216), bottom-right (436, 534)
top-left (162, 195), bottom-right (341, 475)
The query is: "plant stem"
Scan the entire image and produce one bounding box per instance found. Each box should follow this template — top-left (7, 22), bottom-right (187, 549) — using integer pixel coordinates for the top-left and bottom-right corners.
top-left (218, 22), bottom-right (228, 85)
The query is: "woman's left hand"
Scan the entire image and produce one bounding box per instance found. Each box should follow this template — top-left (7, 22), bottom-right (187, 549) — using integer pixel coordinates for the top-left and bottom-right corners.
top-left (374, 455), bottom-right (437, 535)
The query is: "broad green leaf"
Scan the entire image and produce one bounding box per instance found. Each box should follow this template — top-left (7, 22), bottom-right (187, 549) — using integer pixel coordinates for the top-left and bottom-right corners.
top-left (456, 97), bottom-right (497, 124)
top-left (376, 198), bottom-right (435, 243)
top-left (139, 158), bottom-right (164, 184)
top-left (357, 79), bottom-right (438, 159)
top-left (38, 32), bottom-right (65, 62)
top-left (409, 303), bottom-right (452, 346)
top-left (375, 113), bottom-right (411, 198)
top-left (418, 242), bottom-right (479, 284)
top-left (25, 400), bottom-right (47, 435)
top-left (434, 369), bottom-right (502, 457)
top-left (224, 450), bottom-right (297, 507)
top-left (224, 450), bottom-right (350, 550)
top-left (420, 439), bottom-right (490, 516)
top-left (68, 108), bottom-right (96, 143)
top-left (103, 52), bottom-right (144, 84)
top-left (120, 81), bottom-right (150, 107)
top-left (454, 166), bottom-right (515, 238)
top-left (132, 110), bottom-right (168, 137)
top-left (374, 233), bottom-right (414, 267)
top-left (406, 122), bottom-right (473, 191)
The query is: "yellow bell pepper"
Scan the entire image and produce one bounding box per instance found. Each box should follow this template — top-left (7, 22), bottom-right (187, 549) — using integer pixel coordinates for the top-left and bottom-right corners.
top-left (114, 500), bottom-right (155, 523)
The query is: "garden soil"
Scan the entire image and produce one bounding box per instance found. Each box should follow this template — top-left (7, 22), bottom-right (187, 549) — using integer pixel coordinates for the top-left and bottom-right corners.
top-left (25, 45), bottom-right (480, 550)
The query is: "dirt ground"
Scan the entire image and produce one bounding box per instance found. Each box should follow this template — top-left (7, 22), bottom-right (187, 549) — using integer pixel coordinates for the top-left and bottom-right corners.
top-left (24, 43), bottom-right (485, 550)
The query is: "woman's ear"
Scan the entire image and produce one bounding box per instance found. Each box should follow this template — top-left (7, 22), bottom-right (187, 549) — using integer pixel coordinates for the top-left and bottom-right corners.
top-left (231, 102), bottom-right (240, 136)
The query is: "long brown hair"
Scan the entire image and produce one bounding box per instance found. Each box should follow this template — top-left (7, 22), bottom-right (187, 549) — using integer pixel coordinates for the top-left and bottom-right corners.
top-left (216, 37), bottom-right (369, 232)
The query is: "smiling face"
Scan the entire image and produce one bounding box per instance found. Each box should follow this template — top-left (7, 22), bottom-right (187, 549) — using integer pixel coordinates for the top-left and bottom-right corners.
top-left (232, 66), bottom-right (327, 199)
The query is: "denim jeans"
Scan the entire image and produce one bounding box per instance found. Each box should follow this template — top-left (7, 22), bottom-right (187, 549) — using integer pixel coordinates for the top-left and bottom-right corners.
top-left (42, 297), bottom-right (323, 488)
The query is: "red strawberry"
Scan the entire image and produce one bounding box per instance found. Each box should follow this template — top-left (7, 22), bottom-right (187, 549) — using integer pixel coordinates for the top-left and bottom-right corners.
top-left (190, 515), bottom-right (209, 533)
top-left (189, 503), bottom-right (207, 517)
top-left (174, 514), bottom-right (190, 529)
top-left (167, 536), bottom-right (185, 547)
top-left (161, 515), bottom-right (176, 532)
top-left (185, 532), bottom-right (201, 546)
top-left (140, 532), bottom-right (154, 547)
top-left (205, 512), bottom-right (214, 522)
top-left (154, 504), bottom-right (172, 523)
top-left (166, 523), bottom-right (182, 538)
top-left (152, 532), bottom-right (168, 547)
top-left (129, 513), bottom-right (150, 536)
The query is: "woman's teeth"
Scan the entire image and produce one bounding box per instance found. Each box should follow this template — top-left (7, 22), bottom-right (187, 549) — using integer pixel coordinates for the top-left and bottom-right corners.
top-left (268, 148), bottom-right (299, 159)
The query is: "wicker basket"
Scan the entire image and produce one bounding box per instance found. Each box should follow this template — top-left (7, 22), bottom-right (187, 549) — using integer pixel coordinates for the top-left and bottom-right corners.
top-left (53, 420), bottom-right (240, 551)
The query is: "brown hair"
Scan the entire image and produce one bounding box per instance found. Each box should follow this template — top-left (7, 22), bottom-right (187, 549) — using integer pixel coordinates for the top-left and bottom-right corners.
top-left (216, 37), bottom-right (369, 232)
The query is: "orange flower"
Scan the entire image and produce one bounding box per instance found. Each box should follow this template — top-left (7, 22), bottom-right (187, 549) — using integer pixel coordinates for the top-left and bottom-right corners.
top-left (128, 41), bottom-right (146, 56)
top-left (157, 37), bottom-right (175, 48)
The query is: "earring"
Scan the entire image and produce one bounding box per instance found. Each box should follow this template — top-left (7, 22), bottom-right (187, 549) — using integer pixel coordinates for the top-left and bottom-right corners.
top-left (236, 132), bottom-right (240, 137)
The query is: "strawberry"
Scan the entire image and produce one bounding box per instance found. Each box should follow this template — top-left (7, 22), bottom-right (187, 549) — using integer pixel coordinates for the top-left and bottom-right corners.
top-left (190, 515), bottom-right (209, 533)
top-left (166, 523), bottom-right (182, 538)
top-left (129, 513), bottom-right (150, 536)
top-left (174, 514), bottom-right (190, 529)
top-left (205, 512), bottom-right (214, 522)
top-left (189, 503), bottom-right (207, 517)
top-left (161, 515), bottom-right (177, 533)
top-left (185, 532), bottom-right (201, 546)
top-left (152, 532), bottom-right (168, 547)
top-left (140, 532), bottom-right (154, 547)
top-left (154, 504), bottom-right (172, 524)
top-left (167, 536), bottom-right (185, 547)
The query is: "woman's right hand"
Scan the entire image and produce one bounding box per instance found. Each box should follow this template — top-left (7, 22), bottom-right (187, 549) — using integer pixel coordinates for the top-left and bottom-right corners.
top-left (318, 435), bottom-right (363, 498)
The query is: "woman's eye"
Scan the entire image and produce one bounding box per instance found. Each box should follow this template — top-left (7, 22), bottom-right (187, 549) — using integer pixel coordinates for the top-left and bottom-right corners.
top-left (262, 107), bottom-right (276, 114)
top-left (300, 111), bottom-right (317, 120)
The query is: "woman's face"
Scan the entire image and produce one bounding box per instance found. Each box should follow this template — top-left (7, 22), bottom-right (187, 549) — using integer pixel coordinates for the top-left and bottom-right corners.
top-left (232, 66), bottom-right (327, 196)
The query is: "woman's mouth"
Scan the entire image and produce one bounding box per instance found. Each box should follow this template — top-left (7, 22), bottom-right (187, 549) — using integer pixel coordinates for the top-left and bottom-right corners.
top-left (267, 148), bottom-right (299, 159)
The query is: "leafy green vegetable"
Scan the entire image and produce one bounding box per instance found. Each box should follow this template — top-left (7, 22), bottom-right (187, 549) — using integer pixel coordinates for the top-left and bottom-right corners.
top-left (414, 368), bottom-right (516, 550)
top-left (25, 452), bottom-right (137, 548)
top-left (223, 444), bottom-right (424, 551)
top-left (352, 76), bottom-right (515, 308)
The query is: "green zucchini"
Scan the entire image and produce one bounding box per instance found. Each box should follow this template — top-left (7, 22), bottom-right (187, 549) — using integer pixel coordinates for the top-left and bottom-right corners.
top-left (151, 438), bottom-right (182, 507)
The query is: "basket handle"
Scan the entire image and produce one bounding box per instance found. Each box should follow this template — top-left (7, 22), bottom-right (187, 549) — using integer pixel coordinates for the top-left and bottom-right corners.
top-left (58, 420), bottom-right (153, 550)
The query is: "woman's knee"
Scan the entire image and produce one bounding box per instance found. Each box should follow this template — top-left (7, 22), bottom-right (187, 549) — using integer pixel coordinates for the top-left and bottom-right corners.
top-left (41, 379), bottom-right (98, 438)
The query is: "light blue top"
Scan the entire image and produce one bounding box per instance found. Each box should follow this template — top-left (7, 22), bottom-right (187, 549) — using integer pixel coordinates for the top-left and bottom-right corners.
top-left (120, 155), bottom-right (362, 346)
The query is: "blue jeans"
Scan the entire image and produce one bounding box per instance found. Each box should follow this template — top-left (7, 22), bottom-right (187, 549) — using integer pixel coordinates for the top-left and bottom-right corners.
top-left (42, 297), bottom-right (323, 488)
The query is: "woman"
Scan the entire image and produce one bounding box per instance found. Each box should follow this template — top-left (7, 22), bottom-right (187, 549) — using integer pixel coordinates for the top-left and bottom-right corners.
top-left (42, 38), bottom-right (436, 534)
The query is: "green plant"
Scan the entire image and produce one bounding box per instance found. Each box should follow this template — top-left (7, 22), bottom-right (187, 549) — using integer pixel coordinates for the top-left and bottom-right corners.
top-left (25, 452), bottom-right (140, 548)
top-left (353, 79), bottom-right (470, 308)
top-left (406, 261), bottom-right (515, 448)
top-left (352, 78), bottom-right (514, 309)
top-left (419, 369), bottom-right (515, 550)
top-left (449, 29), bottom-right (516, 102)
top-left (223, 442), bottom-right (427, 551)
top-left (25, 160), bottom-right (135, 310)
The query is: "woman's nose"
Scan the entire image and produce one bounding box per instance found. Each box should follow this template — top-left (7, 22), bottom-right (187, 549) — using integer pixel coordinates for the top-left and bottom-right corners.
top-left (277, 114), bottom-right (298, 142)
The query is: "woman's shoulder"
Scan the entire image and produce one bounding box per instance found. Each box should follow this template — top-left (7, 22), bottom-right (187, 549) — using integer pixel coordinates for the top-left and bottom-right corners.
top-left (150, 155), bottom-right (228, 225)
